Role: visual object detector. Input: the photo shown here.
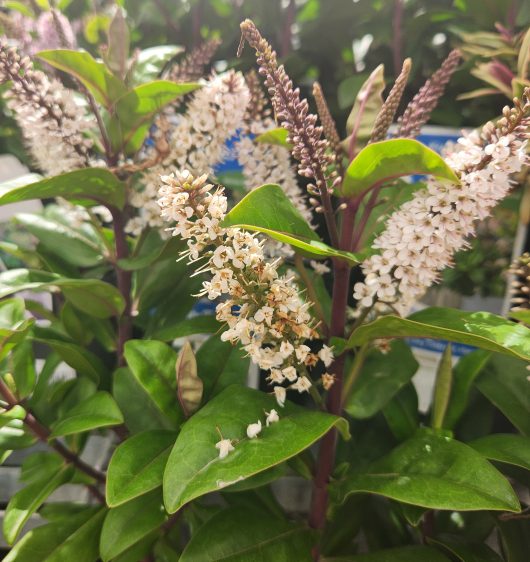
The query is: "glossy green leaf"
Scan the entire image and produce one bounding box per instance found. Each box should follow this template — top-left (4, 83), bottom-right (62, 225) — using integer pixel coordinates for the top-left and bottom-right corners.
top-left (37, 49), bottom-right (126, 108)
top-left (431, 344), bottom-right (453, 429)
top-left (9, 340), bottom-right (36, 398)
top-left (382, 383), bottom-right (420, 441)
top-left (444, 350), bottom-right (491, 430)
top-left (151, 315), bottom-right (219, 341)
top-left (324, 545), bottom-right (450, 562)
top-left (0, 405), bottom-right (26, 429)
top-left (0, 168), bottom-right (125, 209)
top-left (106, 429), bottom-right (176, 507)
top-left (221, 184), bottom-right (365, 264)
top-left (0, 269), bottom-right (124, 318)
top-left (3, 506), bottom-right (106, 562)
top-left (176, 341), bottom-right (202, 417)
top-left (0, 298), bottom-right (33, 360)
top-left (347, 308), bottom-right (530, 361)
top-left (164, 385), bottom-right (349, 513)
top-left (100, 490), bottom-right (166, 561)
top-left (342, 139), bottom-right (459, 197)
top-left (180, 507), bottom-right (313, 562)
top-left (497, 517), bottom-right (530, 562)
top-left (332, 429), bottom-right (520, 512)
top-left (108, 81), bottom-right (200, 153)
top-left (50, 391), bottom-right (123, 437)
top-left (196, 337), bottom-right (249, 400)
top-left (123, 339), bottom-right (183, 428)
top-left (428, 534), bottom-right (504, 562)
top-left (255, 127), bottom-right (292, 148)
top-left (469, 434), bottom-right (530, 471)
top-left (475, 354), bottom-right (530, 435)
top-left (345, 340), bottom-right (418, 419)
top-left (3, 464), bottom-right (73, 544)
top-left (0, 419), bottom-right (36, 450)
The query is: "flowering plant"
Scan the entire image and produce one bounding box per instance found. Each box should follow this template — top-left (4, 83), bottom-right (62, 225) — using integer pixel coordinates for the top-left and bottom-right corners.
top-left (0, 7), bottom-right (530, 562)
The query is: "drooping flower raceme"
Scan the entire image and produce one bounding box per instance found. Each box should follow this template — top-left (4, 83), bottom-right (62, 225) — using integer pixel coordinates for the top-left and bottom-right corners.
top-left (158, 170), bottom-right (333, 405)
top-left (0, 42), bottom-right (92, 175)
top-left (354, 100), bottom-right (529, 315)
top-left (127, 71), bottom-right (250, 236)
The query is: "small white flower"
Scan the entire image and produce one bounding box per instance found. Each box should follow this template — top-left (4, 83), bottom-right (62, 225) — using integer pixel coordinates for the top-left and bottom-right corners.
top-left (318, 345), bottom-right (334, 367)
top-left (215, 438), bottom-right (234, 459)
top-left (291, 376), bottom-right (312, 393)
top-left (246, 420), bottom-right (262, 439)
top-left (274, 386), bottom-right (286, 407)
top-left (265, 409), bottom-right (280, 426)
top-left (282, 366), bottom-right (298, 382)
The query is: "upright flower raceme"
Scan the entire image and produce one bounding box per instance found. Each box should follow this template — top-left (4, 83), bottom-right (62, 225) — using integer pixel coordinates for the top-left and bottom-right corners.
top-left (0, 42), bottom-right (92, 175)
top-left (157, 170), bottom-right (334, 405)
top-left (354, 93), bottom-right (530, 314)
top-left (127, 71), bottom-right (250, 235)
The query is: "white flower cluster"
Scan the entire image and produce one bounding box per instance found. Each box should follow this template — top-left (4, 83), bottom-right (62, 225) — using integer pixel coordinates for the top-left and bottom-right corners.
top-left (0, 45), bottom-right (92, 175)
top-left (127, 71), bottom-right (250, 236)
top-left (354, 129), bottom-right (528, 314)
top-left (157, 170), bottom-right (334, 405)
top-left (215, 409), bottom-right (280, 460)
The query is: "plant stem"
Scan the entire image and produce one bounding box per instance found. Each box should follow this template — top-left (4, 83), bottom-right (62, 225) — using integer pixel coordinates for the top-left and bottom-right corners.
top-left (109, 206), bottom-right (133, 366)
top-left (0, 378), bottom-right (106, 485)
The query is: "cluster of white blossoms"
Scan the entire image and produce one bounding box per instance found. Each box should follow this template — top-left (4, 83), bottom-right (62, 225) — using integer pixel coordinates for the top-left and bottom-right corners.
top-left (354, 124), bottom-right (528, 315)
top-left (0, 43), bottom-right (93, 175)
top-left (215, 409), bottom-right (280, 460)
top-left (127, 71), bottom-right (250, 236)
top-left (158, 170), bottom-right (335, 406)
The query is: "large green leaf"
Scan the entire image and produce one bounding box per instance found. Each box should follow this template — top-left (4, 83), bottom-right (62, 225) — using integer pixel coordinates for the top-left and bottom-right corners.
top-left (163, 385), bottom-right (348, 513)
top-left (428, 534), bottom-right (504, 562)
top-left (324, 545), bottom-right (450, 562)
top-left (221, 184), bottom-right (365, 264)
top-left (332, 429), bottom-right (520, 512)
top-left (345, 340), bottom-right (418, 419)
top-left (180, 507), bottom-right (313, 561)
top-left (475, 354), bottom-right (530, 435)
top-left (469, 434), bottom-right (530, 471)
top-left (3, 465), bottom-right (73, 545)
top-left (0, 298), bottom-right (33, 361)
top-left (123, 339), bottom-right (183, 428)
top-left (0, 168), bottom-right (125, 209)
top-left (100, 490), bottom-right (166, 561)
top-left (151, 315), bottom-right (219, 341)
top-left (0, 269), bottom-right (124, 318)
top-left (497, 518), bottom-right (530, 562)
top-left (106, 429), bottom-right (176, 507)
top-left (108, 80), bottom-right (200, 153)
top-left (50, 391), bottom-right (123, 437)
top-left (342, 139), bottom-right (459, 197)
top-left (382, 383), bottom-right (419, 441)
top-left (3, 506), bottom-right (107, 562)
top-left (37, 49), bottom-right (126, 108)
top-left (347, 308), bottom-right (530, 361)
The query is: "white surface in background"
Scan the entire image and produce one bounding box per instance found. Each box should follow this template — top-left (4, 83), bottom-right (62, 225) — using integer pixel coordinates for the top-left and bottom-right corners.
top-left (0, 155), bottom-right (42, 221)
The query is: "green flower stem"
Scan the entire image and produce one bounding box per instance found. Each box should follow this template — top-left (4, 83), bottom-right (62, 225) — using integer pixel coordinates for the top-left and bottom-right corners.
top-left (341, 343), bottom-right (370, 405)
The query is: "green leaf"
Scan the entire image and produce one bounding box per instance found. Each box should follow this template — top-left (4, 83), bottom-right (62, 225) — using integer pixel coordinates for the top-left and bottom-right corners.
top-left (510, 309), bottom-right (530, 324)
top-left (444, 350), bottom-right (491, 430)
top-left (255, 127), bottom-right (292, 148)
top-left (475, 354), bottom-right (530, 435)
top-left (105, 8), bottom-right (129, 79)
top-left (324, 546), bottom-right (450, 562)
top-left (382, 383), bottom-right (419, 441)
top-left (123, 339), bottom-right (183, 428)
top-left (106, 429), bottom-right (176, 507)
top-left (196, 337), bottom-right (249, 400)
top-left (342, 139), bottom-right (460, 197)
top-left (0, 405), bottom-right (26, 429)
top-left (345, 340), bottom-right (418, 419)
top-left (497, 517), bottom-right (530, 562)
top-left (100, 490), bottom-right (166, 561)
top-left (469, 434), bottom-right (530, 471)
top-left (0, 419), bottom-right (36, 450)
top-left (151, 315), bottom-right (219, 341)
top-left (176, 341), bottom-right (202, 417)
top-left (428, 534), bottom-right (504, 562)
top-left (132, 45), bottom-right (183, 84)
top-left (3, 506), bottom-right (107, 562)
top-left (9, 340), bottom-right (36, 398)
top-left (180, 507), bottom-right (313, 562)
top-left (332, 429), bottom-right (520, 512)
top-left (0, 168), bottom-right (126, 209)
top-left (347, 308), bottom-right (530, 361)
top-left (37, 49), bottom-right (126, 108)
top-left (0, 269), bottom-right (124, 318)
top-left (0, 298), bottom-right (33, 360)
top-left (108, 81), bottom-right (200, 154)
top-left (50, 391), bottom-right (123, 437)
top-left (3, 465), bottom-right (73, 544)
top-left (431, 344), bottom-right (453, 430)
top-left (163, 385), bottom-right (349, 513)
top-left (222, 184), bottom-right (365, 264)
